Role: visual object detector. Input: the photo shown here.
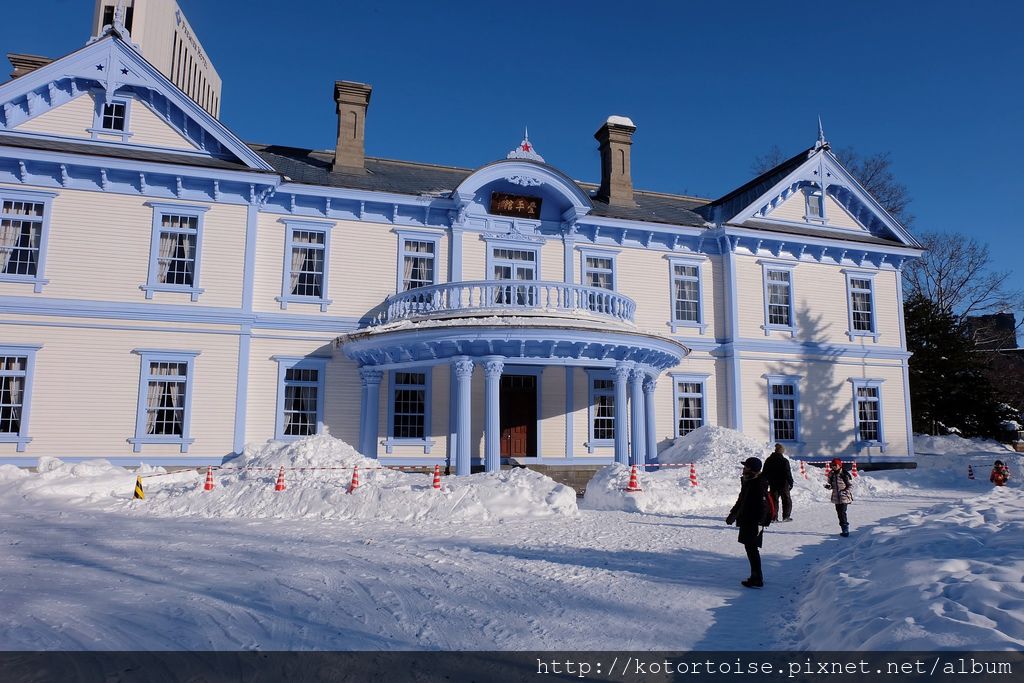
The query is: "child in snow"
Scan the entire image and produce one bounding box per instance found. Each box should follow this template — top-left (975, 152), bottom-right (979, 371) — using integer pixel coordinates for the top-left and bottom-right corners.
top-left (990, 460), bottom-right (1010, 487)
top-left (824, 458), bottom-right (853, 537)
top-left (725, 456), bottom-right (771, 588)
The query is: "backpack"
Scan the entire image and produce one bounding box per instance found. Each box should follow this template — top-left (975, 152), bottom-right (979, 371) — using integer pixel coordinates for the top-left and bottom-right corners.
top-left (761, 484), bottom-right (776, 528)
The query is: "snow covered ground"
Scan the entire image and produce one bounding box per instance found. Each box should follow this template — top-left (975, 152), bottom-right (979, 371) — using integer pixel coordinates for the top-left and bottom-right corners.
top-left (0, 429), bottom-right (1020, 651)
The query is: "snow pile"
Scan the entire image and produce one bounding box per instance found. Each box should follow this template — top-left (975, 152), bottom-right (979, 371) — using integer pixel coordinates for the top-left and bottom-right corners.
top-left (582, 426), bottom-right (833, 514)
top-left (135, 434), bottom-right (577, 522)
top-left (915, 434), bottom-right (1013, 456)
top-left (796, 488), bottom-right (1024, 650)
top-left (0, 457), bottom-right (176, 504)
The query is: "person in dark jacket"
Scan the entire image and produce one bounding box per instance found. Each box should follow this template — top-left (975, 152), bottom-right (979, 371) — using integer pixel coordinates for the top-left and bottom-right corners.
top-left (762, 443), bottom-right (794, 522)
top-left (824, 457), bottom-right (854, 536)
top-left (726, 456), bottom-right (770, 588)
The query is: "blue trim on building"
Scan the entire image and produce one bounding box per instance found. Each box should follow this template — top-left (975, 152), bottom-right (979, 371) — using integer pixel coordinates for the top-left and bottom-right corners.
top-left (758, 259), bottom-right (797, 336)
top-left (564, 366), bottom-right (574, 460)
top-left (272, 355), bottom-right (328, 442)
top-left (842, 269), bottom-right (880, 342)
top-left (89, 92), bottom-right (133, 142)
top-left (577, 246), bottom-right (620, 290)
top-left (0, 187), bottom-right (58, 293)
top-left (850, 377), bottom-right (887, 452)
top-left (276, 218), bottom-right (335, 312)
top-left (669, 372), bottom-right (710, 439)
top-left (232, 329), bottom-right (250, 455)
top-left (141, 201), bottom-right (210, 301)
top-left (0, 343), bottom-right (42, 452)
top-left (129, 348), bottom-right (200, 453)
top-left (384, 367), bottom-right (435, 454)
top-left (666, 254), bottom-right (708, 334)
top-left (764, 373), bottom-right (803, 447)
top-left (584, 368), bottom-right (614, 453)
top-left (483, 237), bottom-right (542, 281)
top-left (394, 229), bottom-right (443, 293)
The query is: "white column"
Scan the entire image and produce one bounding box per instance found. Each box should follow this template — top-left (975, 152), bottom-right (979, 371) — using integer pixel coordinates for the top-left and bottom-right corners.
top-left (613, 362), bottom-right (630, 465)
top-left (453, 357), bottom-right (474, 476)
top-left (482, 356), bottom-right (504, 473)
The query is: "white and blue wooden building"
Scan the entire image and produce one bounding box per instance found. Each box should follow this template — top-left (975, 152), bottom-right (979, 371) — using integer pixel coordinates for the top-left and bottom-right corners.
top-left (0, 21), bottom-right (923, 471)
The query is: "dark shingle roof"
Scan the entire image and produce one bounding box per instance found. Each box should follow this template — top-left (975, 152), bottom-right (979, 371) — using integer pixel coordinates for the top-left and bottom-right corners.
top-left (250, 143), bottom-right (709, 227)
top-left (698, 146), bottom-right (815, 222)
top-left (0, 134), bottom-right (264, 173)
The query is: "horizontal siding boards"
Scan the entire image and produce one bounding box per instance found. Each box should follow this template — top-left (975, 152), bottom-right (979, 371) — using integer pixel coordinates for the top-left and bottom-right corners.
top-left (540, 239), bottom-right (563, 283)
top-left (615, 246), bottom-right (666, 331)
top-left (737, 355), bottom-right (909, 458)
top-left (824, 195), bottom-right (863, 230)
top-left (0, 324), bottom-right (236, 458)
top-left (461, 233), bottom-right (487, 281)
top-left (130, 101), bottom-right (197, 150)
top-left (14, 94), bottom-right (93, 139)
top-left (540, 367), bottom-right (565, 458)
top-left (30, 188), bottom-right (245, 307)
top-left (768, 192), bottom-right (807, 222)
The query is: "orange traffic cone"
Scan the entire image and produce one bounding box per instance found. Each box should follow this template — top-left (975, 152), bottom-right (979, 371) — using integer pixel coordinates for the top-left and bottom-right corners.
top-left (823, 461), bottom-right (832, 479)
top-left (851, 461), bottom-right (859, 478)
top-left (432, 464), bottom-right (441, 490)
top-left (203, 466), bottom-right (215, 491)
top-left (347, 465), bottom-right (360, 494)
top-left (967, 464), bottom-right (975, 480)
top-left (689, 463), bottom-right (698, 487)
top-left (274, 466), bottom-right (286, 491)
top-left (799, 459), bottom-right (808, 479)
top-left (623, 464), bottom-right (642, 492)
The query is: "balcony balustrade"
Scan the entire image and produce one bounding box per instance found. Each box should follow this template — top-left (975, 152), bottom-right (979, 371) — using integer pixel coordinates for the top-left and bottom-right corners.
top-left (379, 280), bottom-right (636, 325)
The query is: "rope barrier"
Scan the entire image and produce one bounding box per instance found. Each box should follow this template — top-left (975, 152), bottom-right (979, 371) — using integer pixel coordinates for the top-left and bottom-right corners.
top-left (138, 464), bottom-right (439, 480)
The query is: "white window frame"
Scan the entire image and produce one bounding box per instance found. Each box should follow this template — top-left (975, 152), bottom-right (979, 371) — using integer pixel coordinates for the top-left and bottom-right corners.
top-left (764, 374), bottom-right (801, 445)
top-left (850, 378), bottom-right (886, 449)
top-left (0, 344), bottom-right (41, 452)
top-left (759, 260), bottom-right (797, 336)
top-left (667, 255), bottom-right (707, 334)
top-left (277, 219), bottom-right (334, 311)
top-left (129, 349), bottom-right (199, 453)
top-left (142, 202), bottom-right (209, 301)
top-left (90, 93), bottom-right (134, 142)
top-left (844, 270), bottom-right (879, 341)
top-left (671, 372), bottom-right (709, 438)
top-left (0, 188), bottom-right (57, 293)
top-left (579, 247), bottom-right (619, 291)
top-left (384, 369), bottom-right (435, 454)
top-left (395, 230), bottom-right (442, 293)
top-left (804, 186), bottom-right (825, 222)
top-left (273, 356), bottom-right (328, 441)
top-left (585, 370), bottom-right (616, 452)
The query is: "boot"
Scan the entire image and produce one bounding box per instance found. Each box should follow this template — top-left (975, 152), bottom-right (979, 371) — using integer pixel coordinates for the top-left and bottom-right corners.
top-left (741, 577), bottom-right (764, 588)
top-left (840, 524), bottom-right (850, 537)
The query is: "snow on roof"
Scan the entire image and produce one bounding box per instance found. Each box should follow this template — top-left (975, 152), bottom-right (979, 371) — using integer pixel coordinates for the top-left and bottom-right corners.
top-left (606, 115), bottom-right (635, 127)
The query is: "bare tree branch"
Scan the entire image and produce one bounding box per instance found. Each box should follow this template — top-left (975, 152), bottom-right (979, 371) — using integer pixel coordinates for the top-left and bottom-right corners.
top-left (903, 231), bottom-right (1021, 319)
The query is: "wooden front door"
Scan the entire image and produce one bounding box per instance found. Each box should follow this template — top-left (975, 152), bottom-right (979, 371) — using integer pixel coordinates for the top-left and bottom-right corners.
top-left (500, 375), bottom-right (537, 458)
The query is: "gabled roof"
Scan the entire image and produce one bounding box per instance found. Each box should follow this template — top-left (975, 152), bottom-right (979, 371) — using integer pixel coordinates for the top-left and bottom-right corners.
top-left (251, 144), bottom-right (708, 227)
top-left (0, 29), bottom-right (273, 172)
top-left (697, 146), bottom-right (814, 224)
top-left (701, 142), bottom-right (921, 249)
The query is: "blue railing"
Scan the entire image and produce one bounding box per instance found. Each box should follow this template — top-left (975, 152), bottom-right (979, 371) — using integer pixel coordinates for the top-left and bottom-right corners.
top-left (380, 280), bottom-right (637, 324)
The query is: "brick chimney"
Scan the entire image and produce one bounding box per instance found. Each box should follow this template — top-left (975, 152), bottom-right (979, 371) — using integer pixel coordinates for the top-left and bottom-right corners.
top-left (8, 53), bottom-right (53, 80)
top-left (594, 115), bottom-right (637, 206)
top-left (331, 80), bottom-right (372, 173)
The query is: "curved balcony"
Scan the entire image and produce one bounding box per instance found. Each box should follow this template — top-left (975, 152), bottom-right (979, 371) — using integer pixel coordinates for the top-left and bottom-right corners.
top-left (379, 280), bottom-right (636, 325)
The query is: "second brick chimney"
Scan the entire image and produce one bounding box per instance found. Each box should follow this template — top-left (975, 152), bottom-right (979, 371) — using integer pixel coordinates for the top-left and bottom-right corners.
top-left (332, 80), bottom-right (373, 173)
top-left (594, 115), bottom-right (637, 206)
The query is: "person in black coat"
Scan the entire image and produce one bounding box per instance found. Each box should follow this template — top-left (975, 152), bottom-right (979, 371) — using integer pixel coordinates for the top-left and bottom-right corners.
top-left (725, 456), bottom-right (770, 588)
top-left (762, 443), bottom-right (794, 522)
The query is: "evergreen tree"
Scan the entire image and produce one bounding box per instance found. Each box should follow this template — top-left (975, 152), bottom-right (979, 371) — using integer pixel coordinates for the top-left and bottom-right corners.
top-left (905, 294), bottom-right (1014, 437)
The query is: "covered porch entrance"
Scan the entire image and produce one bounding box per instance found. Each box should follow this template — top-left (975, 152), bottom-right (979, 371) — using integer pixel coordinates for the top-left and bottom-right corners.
top-left (500, 373), bottom-right (537, 459)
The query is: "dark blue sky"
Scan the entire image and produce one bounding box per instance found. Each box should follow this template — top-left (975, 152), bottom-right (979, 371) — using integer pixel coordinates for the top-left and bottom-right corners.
top-left (3, 1), bottom-right (1022, 294)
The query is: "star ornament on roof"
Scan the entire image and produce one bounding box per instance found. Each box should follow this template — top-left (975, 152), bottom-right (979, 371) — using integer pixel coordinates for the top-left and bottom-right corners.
top-left (506, 127), bottom-right (545, 163)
